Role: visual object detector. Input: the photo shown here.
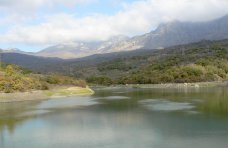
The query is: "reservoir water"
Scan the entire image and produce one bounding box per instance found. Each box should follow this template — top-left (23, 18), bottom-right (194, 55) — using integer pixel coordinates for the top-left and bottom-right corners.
top-left (0, 87), bottom-right (228, 148)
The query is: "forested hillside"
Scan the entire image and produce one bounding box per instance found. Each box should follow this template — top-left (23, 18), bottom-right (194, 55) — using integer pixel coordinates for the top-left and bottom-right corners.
top-left (0, 63), bottom-right (86, 93)
top-left (85, 40), bottom-right (228, 84)
top-left (1, 39), bottom-right (228, 85)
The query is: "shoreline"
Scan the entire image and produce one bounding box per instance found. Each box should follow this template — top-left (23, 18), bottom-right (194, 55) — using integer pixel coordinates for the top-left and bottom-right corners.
top-left (91, 81), bottom-right (228, 89)
top-left (1, 81), bottom-right (227, 103)
top-left (0, 86), bottom-right (94, 103)
top-left (128, 81), bottom-right (228, 89)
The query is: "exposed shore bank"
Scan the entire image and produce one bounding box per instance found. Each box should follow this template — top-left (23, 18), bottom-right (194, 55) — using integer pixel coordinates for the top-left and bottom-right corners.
top-left (91, 81), bottom-right (228, 89)
top-left (0, 86), bottom-right (94, 103)
top-left (128, 81), bottom-right (228, 89)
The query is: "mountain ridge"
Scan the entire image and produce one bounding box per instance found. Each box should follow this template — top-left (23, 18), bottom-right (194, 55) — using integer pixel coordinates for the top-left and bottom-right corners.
top-left (2, 15), bottom-right (228, 59)
top-left (35, 14), bottom-right (228, 59)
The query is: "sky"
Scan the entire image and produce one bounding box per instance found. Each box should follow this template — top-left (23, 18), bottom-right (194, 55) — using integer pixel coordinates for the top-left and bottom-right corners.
top-left (0, 0), bottom-right (228, 52)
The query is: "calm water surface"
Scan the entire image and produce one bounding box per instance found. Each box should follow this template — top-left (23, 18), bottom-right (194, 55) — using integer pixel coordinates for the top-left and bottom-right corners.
top-left (0, 87), bottom-right (228, 148)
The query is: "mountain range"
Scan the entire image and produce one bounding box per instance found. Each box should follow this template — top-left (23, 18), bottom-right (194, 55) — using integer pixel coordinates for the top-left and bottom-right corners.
top-left (1, 15), bottom-right (228, 59)
top-left (2, 39), bottom-right (228, 84)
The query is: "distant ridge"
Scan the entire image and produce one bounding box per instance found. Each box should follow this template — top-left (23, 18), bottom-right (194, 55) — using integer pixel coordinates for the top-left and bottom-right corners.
top-left (2, 15), bottom-right (228, 59)
top-left (2, 39), bottom-right (228, 75)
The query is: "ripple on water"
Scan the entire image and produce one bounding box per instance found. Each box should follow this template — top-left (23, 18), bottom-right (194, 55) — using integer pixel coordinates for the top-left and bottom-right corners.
top-left (36, 97), bottom-right (98, 110)
top-left (140, 99), bottom-right (195, 111)
top-left (104, 96), bottom-right (130, 100)
top-left (19, 110), bottom-right (51, 117)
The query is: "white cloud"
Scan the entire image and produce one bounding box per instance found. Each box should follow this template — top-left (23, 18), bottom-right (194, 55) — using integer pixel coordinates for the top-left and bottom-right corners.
top-left (1, 0), bottom-right (228, 47)
top-left (0, 0), bottom-right (97, 26)
top-left (0, 0), bottom-right (96, 10)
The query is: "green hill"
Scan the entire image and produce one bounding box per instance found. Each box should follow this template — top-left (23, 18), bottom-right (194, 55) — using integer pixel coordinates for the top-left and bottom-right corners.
top-left (0, 63), bottom-right (86, 93)
top-left (85, 40), bottom-right (228, 85)
top-left (1, 39), bottom-right (228, 85)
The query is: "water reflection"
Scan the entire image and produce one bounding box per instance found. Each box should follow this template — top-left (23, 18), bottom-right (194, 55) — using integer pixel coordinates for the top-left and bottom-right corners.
top-left (36, 96), bottom-right (98, 110)
top-left (0, 101), bottom-right (42, 134)
top-left (0, 86), bottom-right (228, 147)
top-left (197, 87), bottom-right (228, 116)
top-left (140, 99), bottom-right (194, 111)
top-left (0, 96), bottom-right (99, 135)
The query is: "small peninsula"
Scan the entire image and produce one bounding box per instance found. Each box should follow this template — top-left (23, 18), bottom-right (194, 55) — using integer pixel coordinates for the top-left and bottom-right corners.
top-left (0, 63), bottom-right (93, 102)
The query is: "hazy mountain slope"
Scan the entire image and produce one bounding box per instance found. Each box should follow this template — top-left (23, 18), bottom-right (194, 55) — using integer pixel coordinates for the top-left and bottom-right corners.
top-left (1, 53), bottom-right (64, 73)
top-left (36, 35), bottom-right (130, 59)
top-left (34, 15), bottom-right (228, 59)
top-left (142, 15), bottom-right (228, 49)
top-left (0, 48), bottom-right (32, 55)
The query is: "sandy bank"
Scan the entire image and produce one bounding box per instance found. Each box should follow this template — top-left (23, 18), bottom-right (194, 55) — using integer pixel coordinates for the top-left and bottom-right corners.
top-left (0, 86), bottom-right (94, 103)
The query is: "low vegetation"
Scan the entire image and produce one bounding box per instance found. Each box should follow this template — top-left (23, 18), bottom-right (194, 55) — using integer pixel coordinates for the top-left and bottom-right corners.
top-left (1, 40), bottom-right (228, 86)
top-left (117, 58), bottom-right (228, 84)
top-left (86, 41), bottom-right (228, 85)
top-left (0, 63), bottom-right (86, 93)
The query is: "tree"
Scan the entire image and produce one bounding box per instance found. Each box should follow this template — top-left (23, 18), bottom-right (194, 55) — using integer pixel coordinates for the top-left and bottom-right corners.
top-left (5, 65), bottom-right (15, 76)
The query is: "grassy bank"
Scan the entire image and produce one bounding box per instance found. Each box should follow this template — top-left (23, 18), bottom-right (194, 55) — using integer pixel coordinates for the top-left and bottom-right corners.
top-left (0, 86), bottom-right (94, 103)
top-left (45, 86), bottom-right (94, 97)
top-left (0, 63), bottom-right (94, 103)
top-left (0, 63), bottom-right (87, 93)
